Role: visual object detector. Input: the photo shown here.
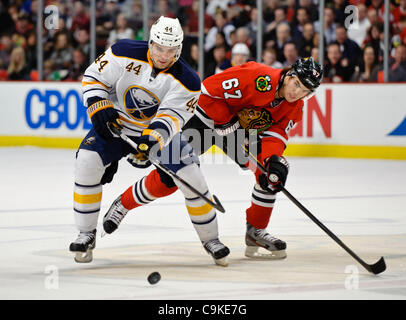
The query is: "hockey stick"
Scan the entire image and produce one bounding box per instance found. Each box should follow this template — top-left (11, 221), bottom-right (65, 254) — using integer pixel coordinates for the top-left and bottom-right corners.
top-left (109, 122), bottom-right (225, 213)
top-left (241, 144), bottom-right (386, 274)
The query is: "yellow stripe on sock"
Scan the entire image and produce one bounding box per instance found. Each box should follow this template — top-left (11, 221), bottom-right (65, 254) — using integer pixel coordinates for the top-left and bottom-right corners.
top-left (186, 202), bottom-right (213, 216)
top-left (74, 192), bottom-right (102, 204)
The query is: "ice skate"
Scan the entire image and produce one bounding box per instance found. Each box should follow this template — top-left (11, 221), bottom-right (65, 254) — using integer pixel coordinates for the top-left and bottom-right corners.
top-left (69, 229), bottom-right (96, 263)
top-left (203, 239), bottom-right (230, 267)
top-left (102, 196), bottom-right (129, 235)
top-left (245, 223), bottom-right (287, 259)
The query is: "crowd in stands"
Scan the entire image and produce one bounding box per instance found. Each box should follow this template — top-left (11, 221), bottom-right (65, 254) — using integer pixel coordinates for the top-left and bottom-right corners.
top-left (1, 0), bottom-right (406, 82)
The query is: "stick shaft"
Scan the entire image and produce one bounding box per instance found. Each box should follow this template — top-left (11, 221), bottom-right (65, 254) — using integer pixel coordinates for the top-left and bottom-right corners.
top-left (242, 144), bottom-right (383, 273)
top-left (115, 128), bottom-right (225, 212)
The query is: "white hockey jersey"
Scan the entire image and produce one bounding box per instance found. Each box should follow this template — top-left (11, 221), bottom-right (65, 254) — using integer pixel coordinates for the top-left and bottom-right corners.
top-left (82, 40), bottom-right (201, 144)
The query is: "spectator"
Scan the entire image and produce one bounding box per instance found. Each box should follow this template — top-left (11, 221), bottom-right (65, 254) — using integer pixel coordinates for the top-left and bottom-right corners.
top-left (274, 22), bottom-right (292, 63)
top-left (364, 22), bottom-right (384, 63)
top-left (126, 2), bottom-right (143, 33)
top-left (49, 32), bottom-right (73, 71)
top-left (246, 7), bottom-right (266, 56)
top-left (298, 0), bottom-right (319, 22)
top-left (0, 34), bottom-right (15, 70)
top-left (285, 0), bottom-right (297, 22)
top-left (205, 10), bottom-right (235, 52)
top-left (235, 26), bottom-right (252, 51)
top-left (184, 0), bottom-right (215, 36)
top-left (7, 46), bottom-right (30, 80)
top-left (262, 48), bottom-right (283, 68)
top-left (263, 0), bottom-right (281, 23)
top-left (0, 1), bottom-right (14, 34)
top-left (187, 42), bottom-right (199, 72)
top-left (282, 41), bottom-right (300, 66)
top-left (43, 59), bottom-right (54, 80)
top-left (324, 42), bottom-right (354, 82)
top-left (393, 0), bottom-right (406, 32)
top-left (314, 7), bottom-right (337, 45)
top-left (347, 3), bottom-right (371, 47)
top-left (101, 0), bottom-right (121, 32)
top-left (205, 44), bottom-right (227, 77)
top-left (351, 44), bottom-right (381, 82)
top-left (332, 0), bottom-right (347, 25)
top-left (218, 42), bottom-right (250, 72)
top-left (153, 0), bottom-right (175, 19)
top-left (25, 31), bottom-right (37, 72)
top-left (295, 22), bottom-right (315, 58)
top-left (311, 46), bottom-right (320, 62)
top-left (335, 24), bottom-right (361, 68)
top-left (14, 12), bottom-right (33, 37)
top-left (389, 44), bottom-right (406, 81)
top-left (291, 7), bottom-right (311, 41)
top-left (206, 0), bottom-right (232, 18)
top-left (74, 28), bottom-right (91, 59)
top-left (107, 13), bottom-right (134, 47)
top-left (264, 6), bottom-right (287, 44)
top-left (367, 6), bottom-right (380, 26)
top-left (68, 48), bottom-right (87, 81)
top-left (70, 1), bottom-right (90, 33)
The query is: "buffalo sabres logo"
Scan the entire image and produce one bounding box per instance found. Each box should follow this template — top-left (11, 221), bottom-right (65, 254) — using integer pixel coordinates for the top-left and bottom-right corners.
top-left (124, 86), bottom-right (160, 121)
top-left (84, 136), bottom-right (96, 145)
top-left (255, 75), bottom-right (272, 92)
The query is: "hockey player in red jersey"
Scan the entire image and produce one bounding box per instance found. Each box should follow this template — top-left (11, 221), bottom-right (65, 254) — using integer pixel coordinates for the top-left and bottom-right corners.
top-left (103, 57), bottom-right (323, 260)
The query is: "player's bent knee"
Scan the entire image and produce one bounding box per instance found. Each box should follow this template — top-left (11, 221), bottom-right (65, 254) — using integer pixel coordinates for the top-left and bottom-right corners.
top-left (75, 149), bottom-right (106, 185)
top-left (175, 163), bottom-right (208, 195)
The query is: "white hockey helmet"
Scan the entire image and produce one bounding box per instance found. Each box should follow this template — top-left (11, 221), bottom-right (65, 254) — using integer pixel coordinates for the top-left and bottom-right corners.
top-left (149, 16), bottom-right (184, 61)
top-left (232, 43), bottom-right (250, 56)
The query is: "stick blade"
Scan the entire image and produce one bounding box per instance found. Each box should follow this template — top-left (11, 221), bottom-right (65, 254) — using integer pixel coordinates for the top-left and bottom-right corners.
top-left (213, 194), bottom-right (225, 213)
top-left (369, 257), bottom-right (386, 275)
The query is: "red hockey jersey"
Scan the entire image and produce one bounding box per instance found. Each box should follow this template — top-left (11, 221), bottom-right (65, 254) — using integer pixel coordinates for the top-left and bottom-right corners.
top-left (197, 61), bottom-right (304, 162)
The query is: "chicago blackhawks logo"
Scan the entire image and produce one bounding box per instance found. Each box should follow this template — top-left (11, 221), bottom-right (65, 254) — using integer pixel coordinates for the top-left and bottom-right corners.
top-left (237, 108), bottom-right (274, 134)
top-left (255, 75), bottom-right (272, 92)
top-left (123, 85), bottom-right (160, 121)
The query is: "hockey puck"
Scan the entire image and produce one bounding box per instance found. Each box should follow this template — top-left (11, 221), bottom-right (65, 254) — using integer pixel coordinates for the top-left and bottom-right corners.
top-left (147, 272), bottom-right (161, 285)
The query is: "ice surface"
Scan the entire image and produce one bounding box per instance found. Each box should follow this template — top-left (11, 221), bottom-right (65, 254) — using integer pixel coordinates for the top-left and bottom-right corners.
top-left (0, 147), bottom-right (405, 300)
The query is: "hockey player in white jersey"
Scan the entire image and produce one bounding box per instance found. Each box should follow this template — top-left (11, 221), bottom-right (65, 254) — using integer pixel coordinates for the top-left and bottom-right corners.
top-left (69, 16), bottom-right (230, 266)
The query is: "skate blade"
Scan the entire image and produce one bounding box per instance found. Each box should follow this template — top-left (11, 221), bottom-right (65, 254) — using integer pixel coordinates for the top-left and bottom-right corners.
top-left (101, 230), bottom-right (107, 238)
top-left (245, 246), bottom-right (287, 260)
top-left (214, 257), bottom-right (229, 267)
top-left (74, 250), bottom-right (93, 263)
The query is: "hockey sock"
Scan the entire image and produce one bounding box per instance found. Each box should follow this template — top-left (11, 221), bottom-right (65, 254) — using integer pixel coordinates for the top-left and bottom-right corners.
top-left (120, 169), bottom-right (177, 210)
top-left (175, 164), bottom-right (219, 242)
top-left (246, 183), bottom-right (276, 229)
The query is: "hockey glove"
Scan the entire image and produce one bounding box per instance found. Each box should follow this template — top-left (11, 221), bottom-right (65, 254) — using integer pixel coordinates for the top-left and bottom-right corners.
top-left (259, 155), bottom-right (289, 193)
top-left (136, 129), bottom-right (165, 157)
top-left (87, 99), bottom-right (119, 139)
top-left (214, 116), bottom-right (241, 136)
top-left (100, 160), bottom-right (118, 185)
top-left (127, 153), bottom-right (152, 169)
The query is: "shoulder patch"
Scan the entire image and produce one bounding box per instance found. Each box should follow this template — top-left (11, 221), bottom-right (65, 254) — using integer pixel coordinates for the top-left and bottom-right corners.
top-left (111, 40), bottom-right (149, 62)
top-left (165, 57), bottom-right (201, 92)
top-left (255, 75), bottom-right (272, 92)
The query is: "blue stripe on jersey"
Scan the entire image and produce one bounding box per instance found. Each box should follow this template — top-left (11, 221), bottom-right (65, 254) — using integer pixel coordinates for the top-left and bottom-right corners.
top-left (165, 57), bottom-right (201, 92)
top-left (111, 39), bottom-right (201, 92)
top-left (111, 39), bottom-right (149, 62)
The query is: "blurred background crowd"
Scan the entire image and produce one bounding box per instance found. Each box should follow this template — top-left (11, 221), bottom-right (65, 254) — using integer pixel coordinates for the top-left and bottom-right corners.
top-left (0, 0), bottom-right (406, 82)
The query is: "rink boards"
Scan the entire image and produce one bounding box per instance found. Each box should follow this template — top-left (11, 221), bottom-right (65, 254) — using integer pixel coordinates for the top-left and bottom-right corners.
top-left (0, 82), bottom-right (405, 159)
